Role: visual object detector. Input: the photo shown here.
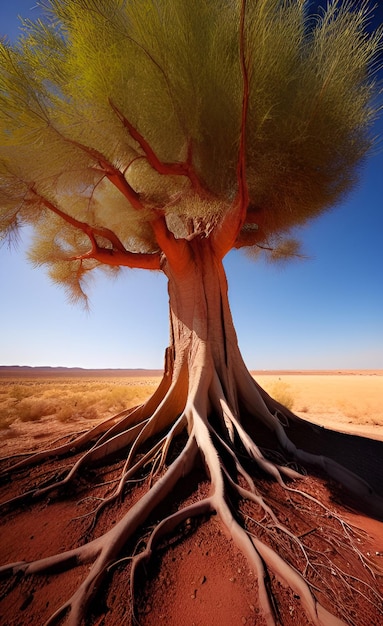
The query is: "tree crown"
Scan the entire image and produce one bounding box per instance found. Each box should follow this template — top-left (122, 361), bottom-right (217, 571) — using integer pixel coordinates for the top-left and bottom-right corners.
top-left (0, 0), bottom-right (381, 300)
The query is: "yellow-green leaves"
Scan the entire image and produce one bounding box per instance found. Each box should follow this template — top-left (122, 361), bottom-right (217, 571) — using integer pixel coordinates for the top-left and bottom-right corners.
top-left (0, 0), bottom-right (381, 294)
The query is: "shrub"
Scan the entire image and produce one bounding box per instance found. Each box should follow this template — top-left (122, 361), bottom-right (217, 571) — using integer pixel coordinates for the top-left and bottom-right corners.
top-left (265, 380), bottom-right (294, 410)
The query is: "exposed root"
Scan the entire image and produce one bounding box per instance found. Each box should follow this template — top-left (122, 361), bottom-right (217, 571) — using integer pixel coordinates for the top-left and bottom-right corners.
top-left (250, 533), bottom-right (345, 626)
top-left (0, 410), bottom-right (129, 473)
top-left (1, 356), bottom-right (382, 626)
top-left (234, 361), bottom-right (383, 518)
top-left (129, 497), bottom-right (213, 624)
top-left (0, 364), bottom-right (189, 511)
top-left (0, 418), bottom-right (149, 510)
top-left (1, 432), bottom-right (198, 625)
top-left (79, 414), bottom-right (188, 532)
top-left (0, 347), bottom-right (179, 478)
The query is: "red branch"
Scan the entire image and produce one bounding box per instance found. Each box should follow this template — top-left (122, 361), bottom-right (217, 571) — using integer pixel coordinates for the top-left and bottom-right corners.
top-left (30, 187), bottom-right (161, 270)
top-left (212, 0), bottom-right (250, 259)
top-left (78, 246), bottom-right (161, 270)
top-left (236, 0), bottom-right (250, 219)
top-left (151, 215), bottom-right (191, 271)
top-left (52, 124), bottom-right (195, 257)
top-left (58, 135), bottom-right (144, 212)
top-left (109, 100), bottom-right (205, 195)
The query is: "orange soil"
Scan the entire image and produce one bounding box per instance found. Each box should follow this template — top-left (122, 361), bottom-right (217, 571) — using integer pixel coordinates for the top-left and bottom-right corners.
top-left (0, 371), bottom-right (382, 625)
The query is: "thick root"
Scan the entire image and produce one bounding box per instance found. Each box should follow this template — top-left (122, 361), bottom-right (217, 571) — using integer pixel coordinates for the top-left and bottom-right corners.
top-left (1, 356), bottom-right (382, 626)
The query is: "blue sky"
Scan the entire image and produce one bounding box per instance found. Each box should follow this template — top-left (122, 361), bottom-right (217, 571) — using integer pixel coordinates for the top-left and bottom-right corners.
top-left (0, 1), bottom-right (382, 370)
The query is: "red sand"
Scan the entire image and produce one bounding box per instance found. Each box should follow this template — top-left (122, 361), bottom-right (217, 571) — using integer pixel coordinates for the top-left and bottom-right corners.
top-left (0, 370), bottom-right (382, 625)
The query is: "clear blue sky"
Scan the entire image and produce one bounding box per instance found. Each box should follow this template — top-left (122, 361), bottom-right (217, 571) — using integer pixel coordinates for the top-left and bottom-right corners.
top-left (0, 1), bottom-right (382, 371)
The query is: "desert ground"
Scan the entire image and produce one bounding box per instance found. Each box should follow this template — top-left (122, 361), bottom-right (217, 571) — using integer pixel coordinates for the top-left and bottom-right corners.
top-left (256, 370), bottom-right (383, 442)
top-left (0, 368), bottom-right (382, 625)
top-left (1, 368), bottom-right (382, 456)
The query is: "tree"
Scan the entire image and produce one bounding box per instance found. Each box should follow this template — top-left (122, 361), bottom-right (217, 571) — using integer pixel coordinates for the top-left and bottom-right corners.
top-left (0, 1), bottom-right (382, 624)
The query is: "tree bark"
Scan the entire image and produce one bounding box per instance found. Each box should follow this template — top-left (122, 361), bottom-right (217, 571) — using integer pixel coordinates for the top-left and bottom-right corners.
top-left (2, 240), bottom-right (383, 626)
top-left (163, 238), bottom-right (244, 415)
top-left (161, 238), bottom-right (383, 518)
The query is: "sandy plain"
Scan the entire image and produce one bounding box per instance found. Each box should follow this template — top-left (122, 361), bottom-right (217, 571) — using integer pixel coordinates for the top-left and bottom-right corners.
top-left (0, 368), bottom-right (382, 456)
top-left (256, 370), bottom-right (383, 441)
top-left (0, 368), bottom-right (382, 626)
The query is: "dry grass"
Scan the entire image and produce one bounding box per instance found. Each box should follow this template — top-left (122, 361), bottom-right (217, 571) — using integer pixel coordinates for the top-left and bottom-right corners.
top-left (0, 371), bottom-right (382, 458)
top-left (256, 372), bottom-right (383, 441)
top-left (262, 379), bottom-right (295, 410)
top-left (0, 377), bottom-right (159, 431)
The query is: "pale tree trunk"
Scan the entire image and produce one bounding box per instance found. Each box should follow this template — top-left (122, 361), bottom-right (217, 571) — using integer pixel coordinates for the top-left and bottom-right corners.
top-left (164, 240), bottom-right (242, 413)
top-left (161, 238), bottom-right (383, 512)
top-left (2, 240), bottom-right (383, 626)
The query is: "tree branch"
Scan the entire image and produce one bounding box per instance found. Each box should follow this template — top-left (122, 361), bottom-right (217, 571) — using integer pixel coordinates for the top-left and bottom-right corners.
top-left (50, 127), bottom-right (145, 211)
top-left (76, 246), bottom-right (161, 270)
top-left (151, 215), bottom-right (191, 270)
top-left (236, 0), bottom-right (250, 217)
top-left (29, 187), bottom-right (161, 270)
top-left (109, 100), bottom-right (205, 195)
top-left (212, 0), bottom-right (250, 259)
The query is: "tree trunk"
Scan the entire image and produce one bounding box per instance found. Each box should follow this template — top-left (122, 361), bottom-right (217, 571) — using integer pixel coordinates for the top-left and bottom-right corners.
top-left (2, 240), bottom-right (383, 626)
top-left (164, 239), bottom-right (242, 412)
top-left (162, 238), bottom-right (383, 517)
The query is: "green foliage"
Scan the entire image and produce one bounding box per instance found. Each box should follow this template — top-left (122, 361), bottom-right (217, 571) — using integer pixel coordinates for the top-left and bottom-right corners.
top-left (244, 1), bottom-right (382, 242)
top-left (0, 0), bottom-right (381, 297)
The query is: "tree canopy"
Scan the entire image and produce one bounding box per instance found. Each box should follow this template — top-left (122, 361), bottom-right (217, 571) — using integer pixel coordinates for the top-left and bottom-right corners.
top-left (1, 4), bottom-right (383, 625)
top-left (0, 0), bottom-right (381, 301)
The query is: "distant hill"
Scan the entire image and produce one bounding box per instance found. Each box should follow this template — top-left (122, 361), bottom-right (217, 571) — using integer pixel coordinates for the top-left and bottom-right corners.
top-left (0, 366), bottom-right (164, 378)
top-left (0, 366), bottom-right (380, 378)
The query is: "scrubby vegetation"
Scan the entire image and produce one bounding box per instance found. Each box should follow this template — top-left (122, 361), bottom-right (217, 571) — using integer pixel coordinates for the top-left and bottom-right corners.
top-left (0, 377), bottom-right (158, 429)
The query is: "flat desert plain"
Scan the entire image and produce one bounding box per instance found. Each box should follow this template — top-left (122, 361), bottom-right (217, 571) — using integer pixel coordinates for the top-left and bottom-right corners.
top-left (256, 369), bottom-right (383, 441)
top-left (0, 367), bottom-right (382, 456)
